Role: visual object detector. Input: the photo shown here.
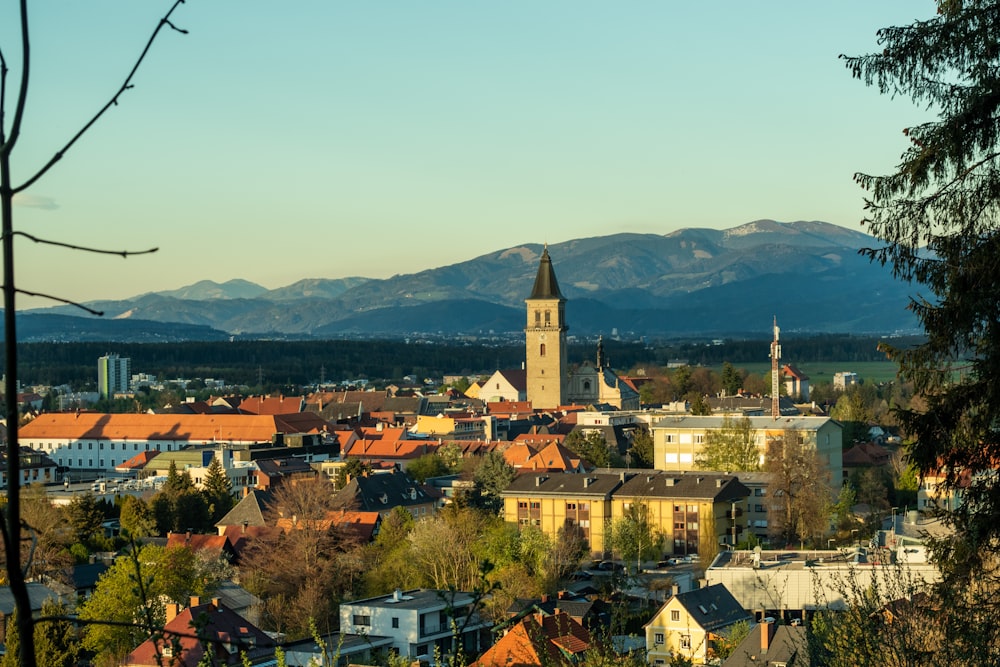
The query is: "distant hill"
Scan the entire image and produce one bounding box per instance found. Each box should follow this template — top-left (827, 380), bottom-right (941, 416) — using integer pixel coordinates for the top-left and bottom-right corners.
top-left (22, 220), bottom-right (919, 341)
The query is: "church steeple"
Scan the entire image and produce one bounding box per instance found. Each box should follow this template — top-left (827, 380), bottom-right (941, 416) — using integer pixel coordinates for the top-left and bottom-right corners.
top-left (525, 245), bottom-right (567, 409)
top-left (529, 244), bottom-right (563, 299)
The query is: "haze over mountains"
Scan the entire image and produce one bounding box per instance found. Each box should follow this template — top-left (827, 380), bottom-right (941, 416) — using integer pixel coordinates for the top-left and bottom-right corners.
top-left (18, 220), bottom-right (919, 342)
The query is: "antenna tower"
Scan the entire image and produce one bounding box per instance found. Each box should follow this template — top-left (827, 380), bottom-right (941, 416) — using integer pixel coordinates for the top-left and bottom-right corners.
top-left (770, 316), bottom-right (781, 420)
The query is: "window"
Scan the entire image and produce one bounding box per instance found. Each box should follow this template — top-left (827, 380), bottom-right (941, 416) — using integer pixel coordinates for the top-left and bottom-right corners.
top-left (530, 502), bottom-right (540, 509)
top-left (352, 615), bottom-right (371, 627)
top-left (654, 633), bottom-right (664, 644)
top-left (665, 434), bottom-right (676, 443)
top-left (88, 443), bottom-right (93, 450)
top-left (518, 501), bottom-right (528, 509)
top-left (665, 453), bottom-right (679, 463)
top-left (670, 610), bottom-right (680, 622)
top-left (679, 453), bottom-right (693, 464)
top-left (755, 504), bottom-right (765, 513)
top-left (540, 343), bottom-right (546, 357)
top-left (566, 503), bottom-right (576, 510)
top-left (694, 434), bottom-right (704, 444)
top-left (544, 310), bottom-right (551, 325)
top-left (674, 522), bottom-right (685, 530)
top-left (687, 505), bottom-right (698, 513)
top-left (392, 617), bottom-right (399, 628)
top-left (680, 635), bottom-right (691, 650)
top-left (755, 488), bottom-right (765, 497)
top-left (535, 310), bottom-right (541, 325)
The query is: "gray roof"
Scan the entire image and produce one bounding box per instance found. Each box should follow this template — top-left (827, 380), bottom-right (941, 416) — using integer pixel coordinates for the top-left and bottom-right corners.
top-left (502, 472), bottom-right (625, 498)
top-left (0, 583), bottom-right (63, 615)
top-left (652, 415), bottom-right (836, 431)
top-left (722, 624), bottom-right (808, 667)
top-left (335, 471), bottom-right (432, 512)
top-left (672, 584), bottom-right (751, 633)
top-left (215, 489), bottom-right (274, 528)
top-left (617, 471), bottom-right (750, 503)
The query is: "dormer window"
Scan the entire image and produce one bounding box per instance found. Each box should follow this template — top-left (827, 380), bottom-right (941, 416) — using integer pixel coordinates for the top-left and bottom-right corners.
top-left (380, 493), bottom-right (389, 504)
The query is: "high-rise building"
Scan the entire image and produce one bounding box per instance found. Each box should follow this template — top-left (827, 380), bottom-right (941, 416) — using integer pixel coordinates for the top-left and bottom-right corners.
top-left (97, 353), bottom-right (131, 399)
top-left (524, 245), bottom-right (567, 409)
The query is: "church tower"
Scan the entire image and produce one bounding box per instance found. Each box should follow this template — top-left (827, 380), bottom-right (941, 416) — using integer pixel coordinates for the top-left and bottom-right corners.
top-left (525, 245), bottom-right (567, 409)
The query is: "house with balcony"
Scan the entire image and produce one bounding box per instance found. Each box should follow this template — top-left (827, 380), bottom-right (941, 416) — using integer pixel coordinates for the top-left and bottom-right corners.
top-left (339, 588), bottom-right (491, 660)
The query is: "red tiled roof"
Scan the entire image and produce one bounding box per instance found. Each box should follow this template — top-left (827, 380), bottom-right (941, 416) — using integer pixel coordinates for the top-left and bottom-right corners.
top-left (238, 395), bottom-right (305, 415)
top-left (20, 412), bottom-right (331, 442)
top-left (116, 450), bottom-right (159, 471)
top-left (471, 612), bottom-right (593, 667)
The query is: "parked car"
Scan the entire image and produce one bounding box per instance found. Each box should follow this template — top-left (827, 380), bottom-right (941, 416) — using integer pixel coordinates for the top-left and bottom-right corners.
top-left (597, 560), bottom-right (625, 572)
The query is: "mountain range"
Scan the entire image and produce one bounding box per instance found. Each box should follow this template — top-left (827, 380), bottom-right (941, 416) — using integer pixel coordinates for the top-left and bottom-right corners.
top-left (17, 220), bottom-right (920, 342)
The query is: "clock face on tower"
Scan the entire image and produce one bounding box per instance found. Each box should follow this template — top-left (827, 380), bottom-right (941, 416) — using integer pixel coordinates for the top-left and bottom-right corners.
top-left (540, 333), bottom-right (546, 341)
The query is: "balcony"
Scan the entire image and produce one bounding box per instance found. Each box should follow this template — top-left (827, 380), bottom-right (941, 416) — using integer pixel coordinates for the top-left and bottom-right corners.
top-left (725, 508), bottom-right (743, 519)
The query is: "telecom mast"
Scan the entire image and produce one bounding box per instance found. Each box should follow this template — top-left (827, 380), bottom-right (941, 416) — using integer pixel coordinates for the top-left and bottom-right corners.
top-left (770, 316), bottom-right (781, 420)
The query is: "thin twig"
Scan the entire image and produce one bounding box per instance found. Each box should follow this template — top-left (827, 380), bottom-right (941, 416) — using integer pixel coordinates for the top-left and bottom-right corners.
top-left (6, 286), bottom-right (105, 315)
top-left (13, 0), bottom-right (188, 193)
top-left (0, 0), bottom-right (29, 160)
top-left (11, 230), bottom-right (158, 257)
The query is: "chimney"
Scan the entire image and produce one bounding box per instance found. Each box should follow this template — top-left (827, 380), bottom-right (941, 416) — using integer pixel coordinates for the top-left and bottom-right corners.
top-left (541, 594), bottom-right (549, 603)
top-left (190, 596), bottom-right (201, 608)
top-left (670, 584), bottom-right (679, 597)
top-left (716, 478), bottom-right (724, 488)
top-left (212, 598), bottom-right (222, 609)
top-left (166, 603), bottom-right (180, 624)
top-left (761, 619), bottom-right (774, 652)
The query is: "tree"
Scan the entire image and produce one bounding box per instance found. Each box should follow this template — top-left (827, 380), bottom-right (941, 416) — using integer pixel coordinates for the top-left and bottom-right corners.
top-left (720, 362), bottom-right (743, 397)
top-left (66, 493), bottom-right (106, 548)
top-left (564, 430), bottom-right (611, 468)
top-left (201, 456), bottom-right (234, 522)
top-left (2, 4), bottom-right (189, 662)
top-left (695, 416), bottom-right (760, 472)
top-left (79, 544), bottom-right (213, 663)
top-left (406, 453), bottom-right (451, 483)
top-left (472, 450), bottom-right (517, 514)
top-left (606, 502), bottom-right (663, 572)
top-left (843, 1), bottom-right (1000, 585)
top-left (765, 430), bottom-right (830, 547)
top-left (629, 428), bottom-right (654, 468)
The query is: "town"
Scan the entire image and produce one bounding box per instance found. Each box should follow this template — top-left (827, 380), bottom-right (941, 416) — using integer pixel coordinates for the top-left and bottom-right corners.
top-left (0, 250), bottom-right (945, 667)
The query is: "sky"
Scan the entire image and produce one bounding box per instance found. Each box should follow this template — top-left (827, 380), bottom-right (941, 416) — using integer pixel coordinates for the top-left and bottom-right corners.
top-left (2, 1), bottom-right (933, 308)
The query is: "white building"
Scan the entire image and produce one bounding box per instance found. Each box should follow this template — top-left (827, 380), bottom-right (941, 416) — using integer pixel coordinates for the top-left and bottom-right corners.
top-left (339, 589), bottom-right (490, 660)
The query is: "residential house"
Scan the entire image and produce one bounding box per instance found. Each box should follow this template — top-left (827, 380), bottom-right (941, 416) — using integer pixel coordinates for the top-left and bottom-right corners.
top-left (650, 416), bottom-right (842, 499)
top-left (339, 588), bottom-right (491, 660)
top-left (644, 583), bottom-right (752, 665)
top-left (0, 447), bottom-right (58, 489)
top-left (471, 610), bottom-right (595, 667)
top-left (480, 369), bottom-right (528, 403)
top-left (721, 620), bottom-right (808, 667)
top-left (781, 365), bottom-right (810, 402)
top-left (124, 597), bottom-right (275, 667)
top-left (412, 414), bottom-right (487, 441)
top-left (334, 470), bottom-right (438, 519)
top-left (501, 470), bottom-right (749, 558)
top-left (0, 583), bottom-right (66, 644)
top-left (614, 471), bottom-right (751, 556)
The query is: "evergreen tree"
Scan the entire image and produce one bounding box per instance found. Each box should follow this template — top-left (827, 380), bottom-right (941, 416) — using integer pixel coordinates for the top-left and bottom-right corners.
top-left (844, 0), bottom-right (1000, 581)
top-left (119, 495), bottom-right (156, 540)
top-left (66, 492), bottom-right (105, 547)
top-left (202, 456), bottom-right (234, 522)
top-left (472, 450), bottom-right (517, 514)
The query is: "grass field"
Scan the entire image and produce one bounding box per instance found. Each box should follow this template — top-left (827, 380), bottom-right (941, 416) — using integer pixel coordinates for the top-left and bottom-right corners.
top-left (725, 361), bottom-right (902, 385)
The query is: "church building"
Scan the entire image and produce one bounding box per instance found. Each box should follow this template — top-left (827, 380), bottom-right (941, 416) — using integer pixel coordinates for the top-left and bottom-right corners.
top-left (523, 247), bottom-right (639, 411)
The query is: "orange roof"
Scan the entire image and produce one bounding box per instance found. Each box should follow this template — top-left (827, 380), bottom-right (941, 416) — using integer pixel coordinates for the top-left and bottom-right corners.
top-left (345, 438), bottom-right (439, 460)
top-left (503, 443), bottom-right (539, 468)
top-left (19, 412), bottom-right (331, 443)
top-left (116, 450), bottom-right (159, 470)
top-left (356, 426), bottom-right (408, 441)
top-left (523, 442), bottom-right (583, 473)
top-left (472, 612), bottom-right (593, 667)
top-left (238, 395), bottom-right (305, 415)
top-left (165, 532), bottom-right (231, 555)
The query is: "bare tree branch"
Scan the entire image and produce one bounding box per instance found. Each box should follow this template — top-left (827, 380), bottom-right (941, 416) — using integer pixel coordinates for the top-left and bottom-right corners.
top-left (2, 286), bottom-right (105, 315)
top-left (13, 0), bottom-right (188, 193)
top-left (12, 230), bottom-right (159, 257)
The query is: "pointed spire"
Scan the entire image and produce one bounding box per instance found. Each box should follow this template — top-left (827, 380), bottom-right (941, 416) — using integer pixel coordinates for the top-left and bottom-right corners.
top-left (529, 245), bottom-right (564, 299)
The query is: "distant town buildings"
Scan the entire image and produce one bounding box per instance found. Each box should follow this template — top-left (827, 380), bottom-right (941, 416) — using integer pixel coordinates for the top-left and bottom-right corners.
top-left (833, 371), bottom-right (860, 391)
top-left (97, 353), bottom-right (130, 398)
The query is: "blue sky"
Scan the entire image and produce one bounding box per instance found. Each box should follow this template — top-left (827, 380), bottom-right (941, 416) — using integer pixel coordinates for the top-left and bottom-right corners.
top-left (3, 1), bottom-right (930, 307)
